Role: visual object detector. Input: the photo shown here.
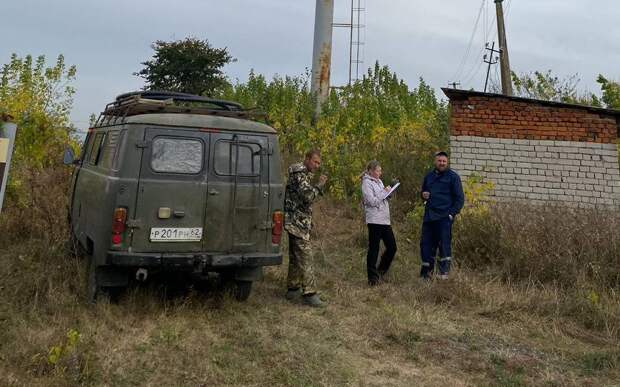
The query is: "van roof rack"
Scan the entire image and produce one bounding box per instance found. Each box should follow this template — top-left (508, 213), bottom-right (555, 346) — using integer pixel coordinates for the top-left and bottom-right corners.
top-left (93, 91), bottom-right (265, 127)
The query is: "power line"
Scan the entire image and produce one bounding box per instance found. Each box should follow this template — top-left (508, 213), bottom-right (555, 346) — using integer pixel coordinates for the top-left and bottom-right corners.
top-left (451, 0), bottom-right (485, 83)
top-left (464, 0), bottom-right (501, 90)
top-left (462, 1), bottom-right (499, 88)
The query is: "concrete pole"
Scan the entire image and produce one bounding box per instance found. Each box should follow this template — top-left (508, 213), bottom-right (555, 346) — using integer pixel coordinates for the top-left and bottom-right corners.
top-left (495, 0), bottom-right (513, 96)
top-left (0, 118), bottom-right (17, 214)
top-left (310, 0), bottom-right (335, 123)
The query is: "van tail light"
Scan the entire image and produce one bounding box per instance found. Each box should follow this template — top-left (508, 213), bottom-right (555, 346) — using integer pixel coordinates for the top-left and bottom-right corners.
top-left (272, 211), bottom-right (284, 244)
top-left (111, 207), bottom-right (127, 245)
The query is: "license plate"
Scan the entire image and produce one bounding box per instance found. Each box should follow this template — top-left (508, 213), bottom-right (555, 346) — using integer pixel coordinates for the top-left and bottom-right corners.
top-left (150, 227), bottom-right (203, 242)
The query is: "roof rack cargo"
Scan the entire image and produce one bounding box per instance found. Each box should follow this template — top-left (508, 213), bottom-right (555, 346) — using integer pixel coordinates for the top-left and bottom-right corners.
top-left (93, 91), bottom-right (265, 128)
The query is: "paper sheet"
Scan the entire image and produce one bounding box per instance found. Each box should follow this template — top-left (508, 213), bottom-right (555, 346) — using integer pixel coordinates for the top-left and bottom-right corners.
top-left (384, 182), bottom-right (400, 198)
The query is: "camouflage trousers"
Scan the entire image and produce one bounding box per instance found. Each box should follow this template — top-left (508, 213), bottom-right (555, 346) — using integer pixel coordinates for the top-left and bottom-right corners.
top-left (286, 233), bottom-right (317, 295)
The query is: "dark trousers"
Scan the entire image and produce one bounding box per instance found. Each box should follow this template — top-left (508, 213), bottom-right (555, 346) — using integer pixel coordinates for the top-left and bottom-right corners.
top-left (420, 218), bottom-right (452, 277)
top-left (366, 224), bottom-right (397, 284)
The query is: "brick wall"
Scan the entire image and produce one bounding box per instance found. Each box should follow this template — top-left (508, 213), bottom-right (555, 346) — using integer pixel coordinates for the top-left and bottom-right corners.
top-left (443, 89), bottom-right (620, 208)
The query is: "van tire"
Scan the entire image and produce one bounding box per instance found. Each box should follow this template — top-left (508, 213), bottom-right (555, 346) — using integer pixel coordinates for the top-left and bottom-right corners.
top-left (219, 272), bottom-right (252, 301)
top-left (234, 280), bottom-right (252, 302)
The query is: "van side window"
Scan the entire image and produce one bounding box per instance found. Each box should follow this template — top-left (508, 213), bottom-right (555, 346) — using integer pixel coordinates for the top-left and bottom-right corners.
top-left (151, 137), bottom-right (203, 174)
top-left (81, 132), bottom-right (94, 161)
top-left (87, 133), bottom-right (105, 166)
top-left (214, 140), bottom-right (260, 176)
top-left (99, 130), bottom-right (120, 170)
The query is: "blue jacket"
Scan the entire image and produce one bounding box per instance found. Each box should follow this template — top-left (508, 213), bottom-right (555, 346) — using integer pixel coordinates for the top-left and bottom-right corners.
top-left (421, 168), bottom-right (465, 222)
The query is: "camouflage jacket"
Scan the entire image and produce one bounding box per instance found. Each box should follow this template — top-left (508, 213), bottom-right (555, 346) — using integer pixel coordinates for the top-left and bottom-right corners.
top-left (284, 162), bottom-right (324, 240)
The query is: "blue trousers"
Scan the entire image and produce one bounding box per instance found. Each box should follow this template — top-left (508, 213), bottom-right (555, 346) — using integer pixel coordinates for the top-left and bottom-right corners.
top-left (419, 218), bottom-right (452, 277)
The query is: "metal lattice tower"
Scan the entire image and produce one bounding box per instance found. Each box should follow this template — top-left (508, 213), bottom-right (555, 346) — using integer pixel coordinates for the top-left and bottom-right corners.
top-left (333, 0), bottom-right (366, 84)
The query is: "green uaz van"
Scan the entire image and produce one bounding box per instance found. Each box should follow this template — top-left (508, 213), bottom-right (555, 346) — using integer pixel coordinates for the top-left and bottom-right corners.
top-left (65, 91), bottom-right (284, 302)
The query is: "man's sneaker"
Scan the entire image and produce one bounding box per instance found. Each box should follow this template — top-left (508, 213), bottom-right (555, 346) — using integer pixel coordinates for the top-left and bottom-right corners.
top-left (302, 293), bottom-right (326, 308)
top-left (285, 288), bottom-right (302, 301)
top-left (438, 274), bottom-right (449, 281)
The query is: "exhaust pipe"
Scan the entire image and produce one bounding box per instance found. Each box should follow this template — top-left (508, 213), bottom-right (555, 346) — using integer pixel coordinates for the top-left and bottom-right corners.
top-left (136, 268), bottom-right (148, 282)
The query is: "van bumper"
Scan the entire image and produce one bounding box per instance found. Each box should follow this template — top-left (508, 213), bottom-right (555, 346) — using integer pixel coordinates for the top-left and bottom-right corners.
top-left (106, 251), bottom-right (282, 269)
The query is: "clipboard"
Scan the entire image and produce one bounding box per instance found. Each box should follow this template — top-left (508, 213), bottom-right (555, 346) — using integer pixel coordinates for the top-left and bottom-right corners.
top-left (384, 182), bottom-right (400, 198)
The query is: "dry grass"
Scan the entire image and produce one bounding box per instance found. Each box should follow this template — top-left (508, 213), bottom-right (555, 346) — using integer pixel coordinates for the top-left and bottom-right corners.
top-left (1, 198), bottom-right (620, 386)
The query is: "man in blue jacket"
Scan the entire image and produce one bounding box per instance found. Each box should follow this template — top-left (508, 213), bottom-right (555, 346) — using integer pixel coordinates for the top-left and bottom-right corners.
top-left (420, 151), bottom-right (465, 280)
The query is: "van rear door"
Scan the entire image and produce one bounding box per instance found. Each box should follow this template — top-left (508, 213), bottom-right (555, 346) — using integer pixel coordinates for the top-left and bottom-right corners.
top-left (130, 128), bottom-right (208, 252)
top-left (204, 132), bottom-right (270, 253)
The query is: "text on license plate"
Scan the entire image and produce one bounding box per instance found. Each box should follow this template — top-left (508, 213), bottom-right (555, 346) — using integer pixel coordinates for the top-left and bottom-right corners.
top-left (150, 227), bottom-right (203, 242)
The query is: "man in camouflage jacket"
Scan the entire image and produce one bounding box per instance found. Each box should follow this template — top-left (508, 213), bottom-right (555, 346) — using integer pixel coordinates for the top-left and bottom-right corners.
top-left (284, 149), bottom-right (327, 307)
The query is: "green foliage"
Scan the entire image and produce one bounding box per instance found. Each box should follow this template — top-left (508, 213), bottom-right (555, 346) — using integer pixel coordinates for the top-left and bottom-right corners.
top-left (47, 329), bottom-right (80, 366)
top-left (0, 54), bottom-right (78, 215)
top-left (0, 54), bottom-right (77, 169)
top-left (461, 173), bottom-right (494, 217)
top-left (135, 37), bottom-right (236, 96)
top-left (509, 70), bottom-right (600, 106)
top-left (596, 75), bottom-right (620, 109)
top-left (220, 62), bottom-right (449, 201)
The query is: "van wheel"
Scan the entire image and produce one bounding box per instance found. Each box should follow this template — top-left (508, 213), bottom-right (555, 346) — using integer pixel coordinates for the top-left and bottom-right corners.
top-left (219, 272), bottom-right (253, 301)
top-left (234, 280), bottom-right (252, 302)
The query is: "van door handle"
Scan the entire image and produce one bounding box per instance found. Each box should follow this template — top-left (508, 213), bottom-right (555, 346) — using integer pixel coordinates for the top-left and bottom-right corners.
top-left (173, 210), bottom-right (185, 218)
top-left (209, 189), bottom-right (219, 195)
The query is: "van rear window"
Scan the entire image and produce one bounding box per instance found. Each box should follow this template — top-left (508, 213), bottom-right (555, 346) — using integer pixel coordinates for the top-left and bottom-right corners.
top-left (151, 137), bottom-right (203, 174)
top-left (214, 140), bottom-right (260, 176)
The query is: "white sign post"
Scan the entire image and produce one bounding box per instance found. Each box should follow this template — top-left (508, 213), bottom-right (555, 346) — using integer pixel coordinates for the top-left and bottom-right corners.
top-left (0, 117), bottom-right (17, 214)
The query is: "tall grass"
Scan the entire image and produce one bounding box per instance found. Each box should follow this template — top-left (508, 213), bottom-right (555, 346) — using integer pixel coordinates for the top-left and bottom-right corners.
top-left (454, 204), bottom-right (620, 290)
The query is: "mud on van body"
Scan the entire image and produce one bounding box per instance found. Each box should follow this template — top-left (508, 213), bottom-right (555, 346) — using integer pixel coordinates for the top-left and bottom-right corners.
top-left (66, 91), bottom-right (284, 302)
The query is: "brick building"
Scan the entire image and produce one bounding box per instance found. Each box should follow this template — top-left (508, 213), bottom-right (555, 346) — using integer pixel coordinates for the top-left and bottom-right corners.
top-left (442, 89), bottom-right (620, 208)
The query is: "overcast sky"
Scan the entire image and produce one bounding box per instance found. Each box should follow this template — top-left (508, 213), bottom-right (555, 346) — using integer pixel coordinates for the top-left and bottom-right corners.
top-left (2, 0), bottom-right (619, 131)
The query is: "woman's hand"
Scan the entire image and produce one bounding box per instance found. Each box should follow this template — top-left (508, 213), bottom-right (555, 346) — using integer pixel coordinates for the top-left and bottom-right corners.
top-left (384, 186), bottom-right (391, 192)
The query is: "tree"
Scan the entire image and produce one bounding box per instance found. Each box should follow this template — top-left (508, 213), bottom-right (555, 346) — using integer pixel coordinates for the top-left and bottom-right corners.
top-left (0, 54), bottom-right (77, 169)
top-left (508, 70), bottom-right (599, 106)
top-left (220, 63), bottom-right (448, 201)
top-left (0, 54), bottom-right (78, 234)
top-left (135, 37), bottom-right (236, 96)
top-left (596, 75), bottom-right (620, 110)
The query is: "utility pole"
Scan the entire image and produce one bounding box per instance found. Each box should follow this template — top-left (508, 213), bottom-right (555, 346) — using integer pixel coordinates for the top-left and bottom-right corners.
top-left (483, 42), bottom-right (500, 93)
top-left (495, 0), bottom-right (513, 96)
top-left (310, 0), bottom-right (335, 124)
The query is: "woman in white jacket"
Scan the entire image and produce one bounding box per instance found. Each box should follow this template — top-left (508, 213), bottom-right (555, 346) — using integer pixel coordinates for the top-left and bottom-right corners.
top-left (361, 160), bottom-right (397, 286)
